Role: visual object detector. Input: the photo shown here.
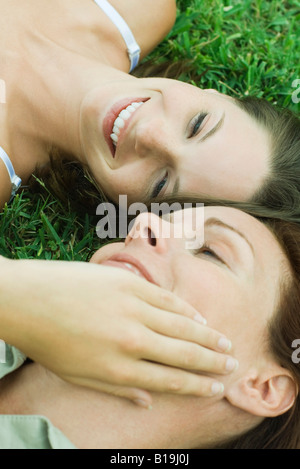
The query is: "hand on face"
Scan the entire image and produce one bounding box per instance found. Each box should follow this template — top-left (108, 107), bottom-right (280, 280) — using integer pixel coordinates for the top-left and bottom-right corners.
top-left (90, 205), bottom-right (288, 409)
top-left (88, 237), bottom-right (236, 408)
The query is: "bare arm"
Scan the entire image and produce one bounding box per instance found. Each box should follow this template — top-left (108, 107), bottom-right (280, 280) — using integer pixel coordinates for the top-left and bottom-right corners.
top-left (0, 255), bottom-right (234, 406)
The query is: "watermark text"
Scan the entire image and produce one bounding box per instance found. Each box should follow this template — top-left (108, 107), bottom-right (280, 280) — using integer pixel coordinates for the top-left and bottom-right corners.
top-left (291, 339), bottom-right (300, 364)
top-left (96, 196), bottom-right (204, 250)
top-left (292, 78), bottom-right (300, 104)
top-left (0, 339), bottom-right (6, 363)
top-left (0, 79), bottom-right (6, 104)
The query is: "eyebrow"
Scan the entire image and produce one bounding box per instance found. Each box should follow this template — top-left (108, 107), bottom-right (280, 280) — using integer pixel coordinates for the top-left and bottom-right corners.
top-left (171, 177), bottom-right (180, 198)
top-left (199, 112), bottom-right (225, 142)
top-left (205, 217), bottom-right (255, 256)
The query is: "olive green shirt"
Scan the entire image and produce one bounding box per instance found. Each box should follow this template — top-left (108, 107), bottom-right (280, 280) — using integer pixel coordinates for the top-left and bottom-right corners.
top-left (0, 343), bottom-right (76, 449)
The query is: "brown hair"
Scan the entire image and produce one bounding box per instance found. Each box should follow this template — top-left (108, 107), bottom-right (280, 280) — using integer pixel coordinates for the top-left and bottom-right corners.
top-left (217, 216), bottom-right (300, 449)
top-left (236, 97), bottom-right (300, 222)
top-left (150, 195), bottom-right (300, 448)
top-left (29, 148), bottom-right (107, 215)
top-left (30, 93), bottom-right (300, 221)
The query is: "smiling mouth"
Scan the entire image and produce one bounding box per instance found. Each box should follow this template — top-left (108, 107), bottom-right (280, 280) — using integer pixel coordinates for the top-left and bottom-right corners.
top-left (103, 97), bottom-right (148, 157)
top-left (110, 101), bottom-right (144, 148)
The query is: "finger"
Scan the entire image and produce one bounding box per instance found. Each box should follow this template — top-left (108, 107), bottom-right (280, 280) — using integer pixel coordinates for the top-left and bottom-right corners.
top-left (133, 281), bottom-right (207, 324)
top-left (113, 360), bottom-right (225, 398)
top-left (150, 335), bottom-right (237, 375)
top-left (116, 321), bottom-right (236, 376)
top-left (143, 330), bottom-right (237, 375)
top-left (143, 308), bottom-right (231, 353)
top-left (65, 376), bottom-right (153, 408)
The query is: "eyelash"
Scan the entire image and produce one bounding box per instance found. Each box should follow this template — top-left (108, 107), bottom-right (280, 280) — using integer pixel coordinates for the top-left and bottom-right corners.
top-left (189, 112), bottom-right (208, 137)
top-left (150, 113), bottom-right (208, 198)
top-left (193, 243), bottom-right (224, 264)
top-left (151, 172), bottom-right (168, 198)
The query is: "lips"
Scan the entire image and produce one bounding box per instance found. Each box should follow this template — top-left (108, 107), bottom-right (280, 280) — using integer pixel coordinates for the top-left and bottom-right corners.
top-left (103, 97), bottom-right (148, 157)
top-left (101, 253), bottom-right (158, 285)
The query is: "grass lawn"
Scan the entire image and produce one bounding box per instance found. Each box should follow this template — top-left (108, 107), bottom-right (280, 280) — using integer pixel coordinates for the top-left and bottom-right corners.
top-left (1, 0), bottom-right (299, 261)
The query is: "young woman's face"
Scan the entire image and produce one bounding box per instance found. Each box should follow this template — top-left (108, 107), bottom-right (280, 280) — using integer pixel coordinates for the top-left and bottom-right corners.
top-left (80, 77), bottom-right (270, 204)
top-left (90, 206), bottom-right (287, 365)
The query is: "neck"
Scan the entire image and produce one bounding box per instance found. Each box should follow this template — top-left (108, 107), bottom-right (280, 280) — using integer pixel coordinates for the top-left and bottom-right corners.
top-left (0, 0), bottom-right (129, 182)
top-left (0, 361), bottom-right (246, 449)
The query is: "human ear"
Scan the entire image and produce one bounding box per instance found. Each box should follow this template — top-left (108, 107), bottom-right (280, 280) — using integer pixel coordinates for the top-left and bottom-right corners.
top-left (225, 367), bottom-right (297, 417)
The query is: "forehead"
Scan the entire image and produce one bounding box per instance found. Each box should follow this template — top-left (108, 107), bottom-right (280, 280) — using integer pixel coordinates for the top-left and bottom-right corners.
top-left (203, 206), bottom-right (279, 250)
top-left (205, 206), bottom-right (289, 293)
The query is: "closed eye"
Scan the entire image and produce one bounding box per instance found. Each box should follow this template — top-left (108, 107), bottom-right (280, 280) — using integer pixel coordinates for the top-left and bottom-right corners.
top-left (151, 172), bottom-right (168, 198)
top-left (193, 244), bottom-right (225, 265)
top-left (189, 112), bottom-right (208, 138)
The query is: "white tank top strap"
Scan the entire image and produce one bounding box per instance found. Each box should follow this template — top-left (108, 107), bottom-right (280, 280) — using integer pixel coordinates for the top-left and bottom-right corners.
top-left (93, 0), bottom-right (141, 72)
top-left (0, 146), bottom-right (22, 202)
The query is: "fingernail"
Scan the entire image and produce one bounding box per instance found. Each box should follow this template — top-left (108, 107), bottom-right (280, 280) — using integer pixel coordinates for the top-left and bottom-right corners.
top-left (211, 381), bottom-right (224, 396)
top-left (194, 313), bottom-right (207, 325)
top-left (225, 357), bottom-right (239, 372)
top-left (134, 399), bottom-right (153, 410)
top-left (218, 337), bottom-right (232, 352)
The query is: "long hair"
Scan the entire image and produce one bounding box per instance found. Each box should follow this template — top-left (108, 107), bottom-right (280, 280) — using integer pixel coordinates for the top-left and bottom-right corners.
top-left (236, 96), bottom-right (300, 222)
top-left (29, 148), bottom-right (106, 215)
top-left (217, 216), bottom-right (300, 449)
top-left (148, 194), bottom-right (300, 448)
top-left (29, 62), bottom-right (300, 222)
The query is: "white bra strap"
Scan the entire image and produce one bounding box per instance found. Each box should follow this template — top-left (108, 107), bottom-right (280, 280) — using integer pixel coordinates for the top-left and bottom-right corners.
top-left (93, 0), bottom-right (141, 72)
top-left (0, 147), bottom-right (22, 201)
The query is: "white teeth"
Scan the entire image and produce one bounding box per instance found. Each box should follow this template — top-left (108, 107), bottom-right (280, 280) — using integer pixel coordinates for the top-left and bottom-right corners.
top-left (114, 117), bottom-right (125, 129)
top-left (110, 133), bottom-right (118, 143)
top-left (110, 101), bottom-right (144, 147)
top-left (119, 109), bottom-right (131, 120)
top-left (124, 262), bottom-right (143, 278)
top-left (126, 105), bottom-right (136, 113)
top-left (112, 125), bottom-right (120, 135)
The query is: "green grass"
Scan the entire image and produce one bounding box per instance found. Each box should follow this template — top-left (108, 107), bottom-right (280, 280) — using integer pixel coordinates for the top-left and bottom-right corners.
top-left (1, 0), bottom-right (299, 260)
top-left (159, 0), bottom-right (300, 110)
top-left (0, 190), bottom-right (98, 261)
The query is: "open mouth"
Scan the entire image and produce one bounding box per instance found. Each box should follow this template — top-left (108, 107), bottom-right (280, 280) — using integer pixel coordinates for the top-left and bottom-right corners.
top-left (110, 101), bottom-right (144, 148)
top-left (103, 98), bottom-right (148, 157)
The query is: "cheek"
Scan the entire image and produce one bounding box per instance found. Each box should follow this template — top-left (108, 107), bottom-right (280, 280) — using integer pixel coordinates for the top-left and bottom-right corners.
top-left (105, 171), bottom-right (149, 203)
top-left (173, 263), bottom-right (249, 331)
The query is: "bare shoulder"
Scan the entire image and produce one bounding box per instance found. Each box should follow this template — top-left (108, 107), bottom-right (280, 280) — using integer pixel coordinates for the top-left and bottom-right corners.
top-left (110, 0), bottom-right (177, 58)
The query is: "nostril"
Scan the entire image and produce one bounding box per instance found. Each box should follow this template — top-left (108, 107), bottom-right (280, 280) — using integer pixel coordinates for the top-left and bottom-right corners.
top-left (146, 227), bottom-right (157, 246)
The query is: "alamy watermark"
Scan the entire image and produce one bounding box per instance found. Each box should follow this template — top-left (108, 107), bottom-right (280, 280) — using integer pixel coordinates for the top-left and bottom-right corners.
top-left (96, 196), bottom-right (204, 250)
top-left (0, 339), bottom-right (6, 363)
top-left (291, 339), bottom-right (300, 364)
top-left (0, 79), bottom-right (6, 104)
top-left (292, 78), bottom-right (300, 104)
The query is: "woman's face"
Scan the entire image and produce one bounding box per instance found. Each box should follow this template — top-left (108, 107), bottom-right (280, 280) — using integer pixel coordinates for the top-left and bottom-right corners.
top-left (90, 206), bottom-right (287, 366)
top-left (80, 77), bottom-right (270, 204)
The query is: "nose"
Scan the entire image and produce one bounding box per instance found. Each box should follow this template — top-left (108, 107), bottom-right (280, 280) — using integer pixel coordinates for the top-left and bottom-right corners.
top-left (125, 209), bottom-right (204, 252)
top-left (134, 117), bottom-right (177, 163)
top-left (125, 212), bottom-right (170, 253)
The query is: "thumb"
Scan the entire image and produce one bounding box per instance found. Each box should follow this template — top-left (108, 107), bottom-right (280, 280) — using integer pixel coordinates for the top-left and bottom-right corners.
top-left (102, 384), bottom-right (153, 409)
top-left (69, 377), bottom-right (153, 409)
